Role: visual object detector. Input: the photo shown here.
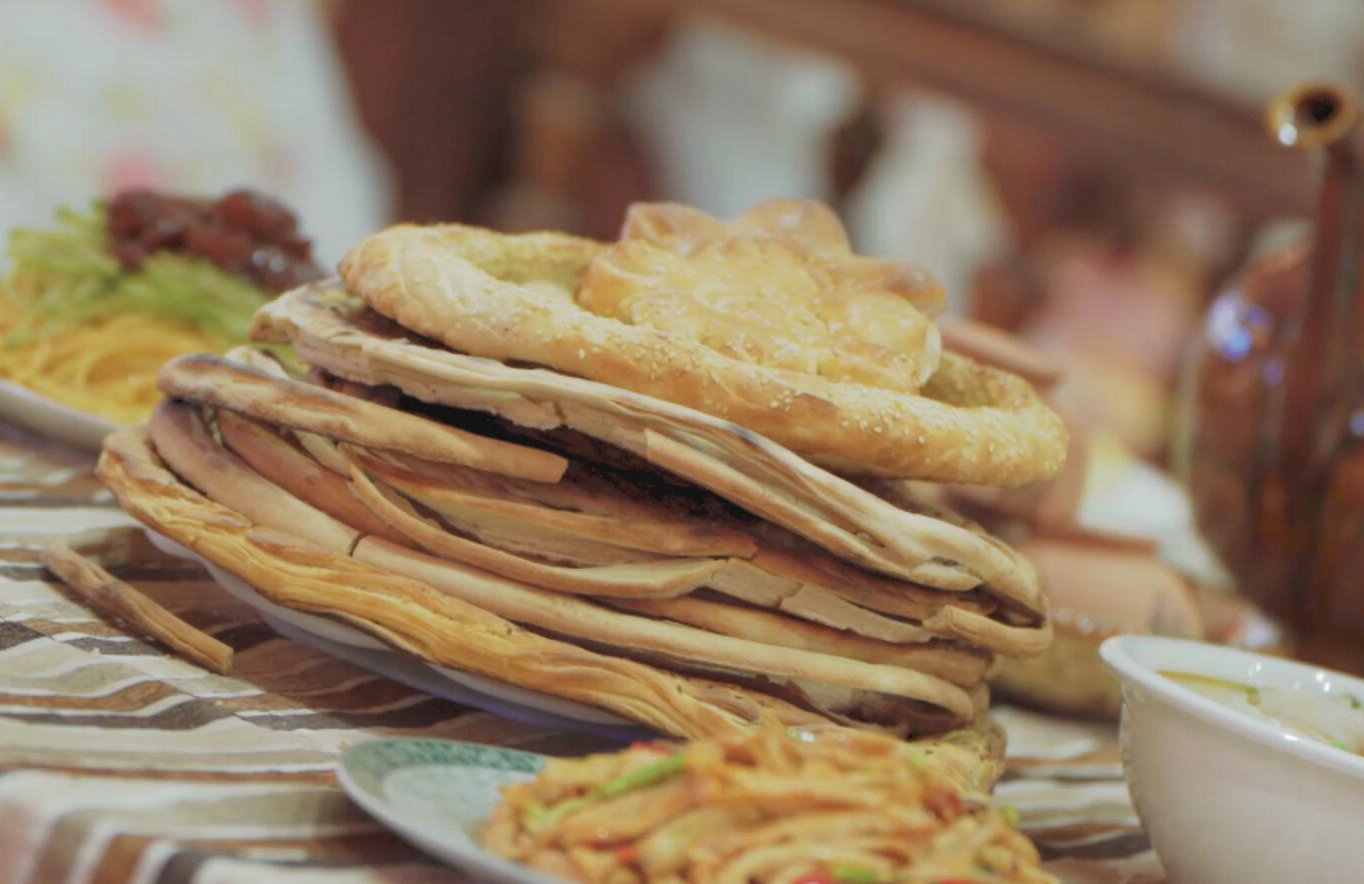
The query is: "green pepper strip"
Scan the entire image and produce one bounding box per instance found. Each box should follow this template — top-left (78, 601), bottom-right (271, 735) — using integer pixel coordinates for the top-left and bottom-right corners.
top-left (832, 864), bottom-right (882, 883)
top-left (590, 752), bottom-right (685, 800)
top-left (527, 752), bottom-right (686, 834)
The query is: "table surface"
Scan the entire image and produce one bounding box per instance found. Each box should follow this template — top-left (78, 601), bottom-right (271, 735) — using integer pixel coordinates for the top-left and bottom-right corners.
top-left (0, 426), bottom-right (1164, 884)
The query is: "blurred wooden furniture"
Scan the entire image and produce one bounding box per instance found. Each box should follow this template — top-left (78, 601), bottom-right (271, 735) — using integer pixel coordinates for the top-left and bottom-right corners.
top-left (330, 0), bottom-right (532, 223)
top-left (656, 0), bottom-right (1313, 223)
top-left (329, 0), bottom-right (1315, 231)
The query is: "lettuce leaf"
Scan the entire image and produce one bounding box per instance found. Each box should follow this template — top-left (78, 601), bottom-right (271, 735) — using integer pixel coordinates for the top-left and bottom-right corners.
top-left (3, 202), bottom-right (267, 347)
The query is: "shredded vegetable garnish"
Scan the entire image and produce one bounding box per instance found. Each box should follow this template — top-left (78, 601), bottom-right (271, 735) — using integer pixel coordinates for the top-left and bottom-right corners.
top-left (830, 864), bottom-right (881, 883)
top-left (483, 727), bottom-right (1055, 884)
top-left (0, 201), bottom-right (277, 424)
top-left (4, 204), bottom-right (266, 346)
top-left (1161, 670), bottom-right (1364, 758)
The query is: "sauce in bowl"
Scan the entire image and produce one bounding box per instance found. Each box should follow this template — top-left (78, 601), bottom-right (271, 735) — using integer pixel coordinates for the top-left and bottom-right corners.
top-left (1161, 670), bottom-right (1364, 757)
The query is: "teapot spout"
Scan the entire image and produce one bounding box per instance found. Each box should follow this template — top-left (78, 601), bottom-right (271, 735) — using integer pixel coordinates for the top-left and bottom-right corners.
top-left (1265, 83), bottom-right (1364, 427)
top-left (1266, 82), bottom-right (1360, 152)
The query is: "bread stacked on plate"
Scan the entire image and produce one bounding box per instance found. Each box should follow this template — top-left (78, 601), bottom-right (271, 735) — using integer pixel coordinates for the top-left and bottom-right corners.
top-left (935, 426), bottom-right (1223, 718)
top-left (97, 199), bottom-right (1068, 743)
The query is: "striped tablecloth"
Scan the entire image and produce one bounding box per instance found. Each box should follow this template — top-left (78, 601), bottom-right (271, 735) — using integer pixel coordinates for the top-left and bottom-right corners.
top-left (0, 426), bottom-right (1164, 883)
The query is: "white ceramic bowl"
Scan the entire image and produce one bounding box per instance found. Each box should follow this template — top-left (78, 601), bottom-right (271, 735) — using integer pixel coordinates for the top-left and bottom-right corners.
top-left (1101, 635), bottom-right (1364, 884)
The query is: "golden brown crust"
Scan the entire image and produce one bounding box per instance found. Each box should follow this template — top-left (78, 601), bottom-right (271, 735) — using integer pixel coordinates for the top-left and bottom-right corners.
top-left (338, 224), bottom-right (1067, 485)
top-left (583, 199), bottom-right (942, 391)
top-left (147, 400), bottom-right (360, 555)
top-left (97, 427), bottom-right (827, 739)
top-left (344, 449), bottom-right (728, 599)
top-left (41, 541), bottom-right (235, 676)
top-left (748, 545), bottom-right (994, 621)
top-left (216, 410), bottom-right (409, 545)
top-left (355, 537), bottom-right (976, 723)
top-left (158, 354), bottom-right (567, 483)
top-left (706, 560), bottom-right (937, 644)
top-left (618, 199), bottom-right (947, 316)
top-left (639, 429), bottom-right (1044, 624)
top-left (301, 419), bottom-right (1037, 657)
top-left (331, 418), bottom-right (1043, 656)
top-left (909, 713), bottom-right (1008, 794)
top-left (921, 604), bottom-right (1054, 658)
top-left (606, 594), bottom-right (991, 686)
top-left (370, 450), bottom-right (679, 522)
top-left (136, 407), bottom-right (978, 722)
top-left (710, 551), bottom-right (1051, 656)
top-left (944, 424), bottom-right (1090, 529)
top-left (250, 284), bottom-right (1051, 627)
top-left (351, 446), bottom-right (757, 560)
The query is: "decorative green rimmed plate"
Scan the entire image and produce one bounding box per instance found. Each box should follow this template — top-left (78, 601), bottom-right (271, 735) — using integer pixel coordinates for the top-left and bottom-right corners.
top-left (338, 738), bottom-right (556, 883)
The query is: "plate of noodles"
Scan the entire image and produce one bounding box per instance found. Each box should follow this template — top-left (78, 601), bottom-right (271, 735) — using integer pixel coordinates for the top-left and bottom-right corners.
top-left (339, 731), bottom-right (1055, 883)
top-left (0, 190), bottom-right (322, 446)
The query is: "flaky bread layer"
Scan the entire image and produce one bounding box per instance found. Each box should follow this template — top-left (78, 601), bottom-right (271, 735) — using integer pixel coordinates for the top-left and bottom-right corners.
top-left (607, 594), bottom-right (991, 686)
top-left (97, 426), bottom-right (828, 739)
top-left (159, 353), bottom-right (567, 483)
top-left (250, 285), bottom-right (1050, 623)
top-left (145, 402), bottom-right (978, 723)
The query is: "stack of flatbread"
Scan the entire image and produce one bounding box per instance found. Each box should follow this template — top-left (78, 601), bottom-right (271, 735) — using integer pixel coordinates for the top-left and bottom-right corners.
top-left (97, 199), bottom-right (1068, 743)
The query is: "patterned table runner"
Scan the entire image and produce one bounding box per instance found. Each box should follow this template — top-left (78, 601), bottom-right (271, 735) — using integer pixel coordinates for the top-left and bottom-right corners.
top-left (0, 427), bottom-right (1163, 883)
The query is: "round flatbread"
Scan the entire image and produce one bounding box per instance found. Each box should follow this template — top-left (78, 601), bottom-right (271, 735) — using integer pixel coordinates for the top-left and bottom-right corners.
top-left (339, 223), bottom-right (1067, 485)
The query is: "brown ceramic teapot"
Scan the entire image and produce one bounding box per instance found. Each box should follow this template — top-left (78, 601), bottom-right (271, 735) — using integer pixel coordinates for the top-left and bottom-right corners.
top-left (1181, 82), bottom-right (1364, 673)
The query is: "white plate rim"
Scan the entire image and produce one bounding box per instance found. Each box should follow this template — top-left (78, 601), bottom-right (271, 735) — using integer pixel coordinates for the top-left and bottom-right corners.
top-left (0, 379), bottom-right (118, 451)
top-left (146, 526), bottom-right (387, 649)
top-left (427, 664), bottom-right (629, 726)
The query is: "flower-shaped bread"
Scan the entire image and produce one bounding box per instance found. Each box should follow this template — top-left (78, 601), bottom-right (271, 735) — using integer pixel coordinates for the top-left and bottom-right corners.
top-left (578, 199), bottom-right (944, 393)
top-left (337, 202), bottom-right (1066, 484)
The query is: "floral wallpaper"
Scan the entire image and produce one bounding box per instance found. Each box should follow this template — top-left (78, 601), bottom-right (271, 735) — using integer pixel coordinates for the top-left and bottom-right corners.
top-left (0, 0), bottom-right (390, 263)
